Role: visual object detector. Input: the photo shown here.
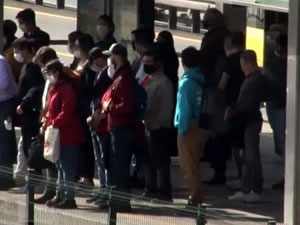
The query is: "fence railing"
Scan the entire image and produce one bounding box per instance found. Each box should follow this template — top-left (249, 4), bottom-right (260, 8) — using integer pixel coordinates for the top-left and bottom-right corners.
top-left (0, 166), bottom-right (283, 225)
top-left (14, 0), bottom-right (66, 9)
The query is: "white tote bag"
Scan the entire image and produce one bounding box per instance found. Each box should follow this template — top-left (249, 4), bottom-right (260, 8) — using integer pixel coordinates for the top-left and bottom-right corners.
top-left (44, 126), bottom-right (60, 163)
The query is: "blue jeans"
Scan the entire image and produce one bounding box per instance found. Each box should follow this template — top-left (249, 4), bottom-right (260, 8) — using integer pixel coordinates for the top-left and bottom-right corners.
top-left (56, 145), bottom-right (79, 200)
top-left (266, 103), bottom-right (286, 157)
top-left (109, 126), bottom-right (134, 194)
top-left (90, 129), bottom-right (108, 189)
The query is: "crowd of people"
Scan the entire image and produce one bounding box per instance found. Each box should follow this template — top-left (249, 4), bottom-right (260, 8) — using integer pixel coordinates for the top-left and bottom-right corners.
top-left (0, 6), bottom-right (287, 211)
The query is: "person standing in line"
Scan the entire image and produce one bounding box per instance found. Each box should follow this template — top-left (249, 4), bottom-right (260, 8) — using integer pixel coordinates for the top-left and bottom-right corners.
top-left (141, 49), bottom-right (174, 201)
top-left (95, 15), bottom-right (117, 50)
top-left (0, 54), bottom-right (18, 190)
top-left (67, 31), bottom-right (84, 71)
top-left (228, 50), bottom-right (266, 203)
top-left (101, 44), bottom-right (136, 211)
top-left (85, 47), bottom-right (113, 207)
top-left (44, 60), bottom-right (85, 209)
top-left (265, 33), bottom-right (288, 190)
top-left (16, 8), bottom-right (50, 49)
top-left (174, 47), bottom-right (207, 206)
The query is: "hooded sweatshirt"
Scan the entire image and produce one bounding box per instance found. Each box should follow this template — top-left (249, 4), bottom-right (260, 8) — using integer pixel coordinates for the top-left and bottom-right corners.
top-left (174, 67), bottom-right (205, 136)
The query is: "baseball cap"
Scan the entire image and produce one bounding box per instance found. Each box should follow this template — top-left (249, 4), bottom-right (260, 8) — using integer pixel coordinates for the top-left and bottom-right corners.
top-left (103, 43), bottom-right (128, 58)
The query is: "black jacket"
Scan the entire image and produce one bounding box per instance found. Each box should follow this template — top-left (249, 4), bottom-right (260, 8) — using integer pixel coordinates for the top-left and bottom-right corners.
top-left (96, 33), bottom-right (117, 51)
top-left (24, 27), bottom-right (50, 49)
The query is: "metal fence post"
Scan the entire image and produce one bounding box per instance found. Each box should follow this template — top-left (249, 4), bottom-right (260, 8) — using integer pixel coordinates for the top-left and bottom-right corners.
top-left (168, 7), bottom-right (177, 30)
top-left (35, 0), bottom-right (43, 5)
top-left (27, 169), bottom-right (35, 225)
top-left (56, 0), bottom-right (65, 9)
top-left (196, 204), bottom-right (207, 225)
top-left (108, 188), bottom-right (117, 225)
top-left (191, 9), bottom-right (201, 33)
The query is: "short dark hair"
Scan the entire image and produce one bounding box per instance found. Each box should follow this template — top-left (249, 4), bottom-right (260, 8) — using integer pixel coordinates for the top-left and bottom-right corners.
top-left (35, 47), bottom-right (58, 65)
top-left (4, 20), bottom-right (17, 37)
top-left (157, 30), bottom-right (174, 47)
top-left (13, 38), bottom-right (38, 53)
top-left (16, 8), bottom-right (36, 25)
top-left (181, 47), bottom-right (199, 68)
top-left (97, 15), bottom-right (115, 33)
top-left (68, 31), bottom-right (84, 44)
top-left (88, 47), bottom-right (107, 65)
top-left (241, 50), bottom-right (257, 64)
top-left (132, 28), bottom-right (154, 45)
top-left (77, 33), bottom-right (95, 54)
top-left (231, 32), bottom-right (245, 48)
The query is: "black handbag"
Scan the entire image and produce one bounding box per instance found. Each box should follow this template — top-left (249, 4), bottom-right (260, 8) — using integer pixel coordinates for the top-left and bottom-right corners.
top-left (27, 135), bottom-right (53, 170)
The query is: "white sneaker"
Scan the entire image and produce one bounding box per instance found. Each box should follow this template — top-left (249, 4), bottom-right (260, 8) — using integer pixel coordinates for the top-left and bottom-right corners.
top-left (245, 191), bottom-right (261, 203)
top-left (228, 191), bottom-right (247, 201)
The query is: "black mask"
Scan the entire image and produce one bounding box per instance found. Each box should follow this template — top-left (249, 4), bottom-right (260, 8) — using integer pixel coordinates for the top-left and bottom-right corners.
top-left (144, 64), bottom-right (156, 74)
top-left (203, 21), bottom-right (209, 30)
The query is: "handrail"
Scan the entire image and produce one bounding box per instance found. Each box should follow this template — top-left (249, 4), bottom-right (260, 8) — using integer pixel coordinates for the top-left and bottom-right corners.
top-left (155, 0), bottom-right (214, 10)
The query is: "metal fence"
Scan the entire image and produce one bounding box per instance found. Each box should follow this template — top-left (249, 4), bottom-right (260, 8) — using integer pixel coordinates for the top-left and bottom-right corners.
top-left (0, 166), bottom-right (284, 225)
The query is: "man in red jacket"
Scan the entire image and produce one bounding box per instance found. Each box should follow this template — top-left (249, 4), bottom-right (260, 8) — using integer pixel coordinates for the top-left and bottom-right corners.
top-left (101, 44), bottom-right (136, 211)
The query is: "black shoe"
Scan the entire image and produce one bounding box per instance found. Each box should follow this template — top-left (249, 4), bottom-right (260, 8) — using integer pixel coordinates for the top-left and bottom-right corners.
top-left (186, 196), bottom-right (202, 208)
top-left (46, 196), bottom-right (62, 207)
top-left (54, 199), bottom-right (77, 209)
top-left (34, 191), bottom-right (56, 204)
top-left (204, 177), bottom-right (226, 185)
top-left (272, 180), bottom-right (284, 190)
top-left (86, 195), bottom-right (100, 204)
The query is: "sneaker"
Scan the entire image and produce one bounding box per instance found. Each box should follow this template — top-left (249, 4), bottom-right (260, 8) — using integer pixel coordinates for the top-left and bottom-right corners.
top-left (46, 196), bottom-right (63, 207)
top-left (228, 191), bottom-right (248, 202)
top-left (245, 191), bottom-right (261, 203)
top-left (86, 195), bottom-right (100, 204)
top-left (34, 191), bottom-right (56, 204)
top-left (54, 199), bottom-right (77, 209)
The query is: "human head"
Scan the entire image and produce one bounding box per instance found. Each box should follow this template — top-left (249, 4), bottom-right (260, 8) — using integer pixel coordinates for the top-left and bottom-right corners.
top-left (45, 59), bottom-right (69, 83)
top-left (34, 46), bottom-right (58, 67)
top-left (203, 8), bottom-right (224, 30)
top-left (157, 30), bottom-right (175, 48)
top-left (240, 50), bottom-right (258, 76)
top-left (4, 20), bottom-right (17, 40)
top-left (67, 31), bottom-right (84, 54)
top-left (104, 43), bottom-right (128, 69)
top-left (131, 28), bottom-right (155, 55)
top-left (181, 47), bottom-right (199, 71)
top-left (142, 48), bottom-right (162, 75)
top-left (88, 47), bottom-right (108, 72)
top-left (13, 38), bottom-right (37, 63)
top-left (16, 8), bottom-right (36, 33)
top-left (224, 31), bottom-right (245, 56)
top-left (275, 33), bottom-right (288, 56)
top-left (74, 33), bottom-right (95, 60)
top-left (96, 15), bottom-right (115, 41)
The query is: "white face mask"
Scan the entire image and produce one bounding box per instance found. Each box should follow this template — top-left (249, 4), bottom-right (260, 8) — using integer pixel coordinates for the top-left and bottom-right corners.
top-left (90, 64), bottom-right (102, 73)
top-left (97, 25), bottom-right (108, 40)
top-left (74, 50), bottom-right (81, 59)
top-left (19, 24), bottom-right (27, 33)
top-left (14, 53), bottom-right (24, 63)
top-left (107, 58), bottom-right (116, 79)
top-left (47, 75), bottom-right (57, 84)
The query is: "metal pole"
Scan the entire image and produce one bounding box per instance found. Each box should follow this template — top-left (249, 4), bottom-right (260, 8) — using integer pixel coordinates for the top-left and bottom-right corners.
top-left (168, 7), bottom-right (177, 30)
top-left (27, 169), bottom-right (35, 225)
top-left (35, 0), bottom-right (43, 5)
top-left (284, 0), bottom-right (300, 225)
top-left (191, 9), bottom-right (201, 33)
top-left (196, 204), bottom-right (207, 225)
top-left (107, 188), bottom-right (117, 225)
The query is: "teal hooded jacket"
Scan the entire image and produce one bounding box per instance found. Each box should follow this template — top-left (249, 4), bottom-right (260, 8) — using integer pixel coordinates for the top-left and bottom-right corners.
top-left (174, 67), bottom-right (205, 136)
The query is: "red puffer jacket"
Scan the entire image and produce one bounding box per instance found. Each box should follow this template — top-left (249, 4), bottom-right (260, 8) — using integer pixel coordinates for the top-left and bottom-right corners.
top-left (45, 80), bottom-right (85, 147)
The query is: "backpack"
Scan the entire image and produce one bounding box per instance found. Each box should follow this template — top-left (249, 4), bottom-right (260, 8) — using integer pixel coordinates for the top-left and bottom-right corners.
top-left (134, 80), bottom-right (147, 121)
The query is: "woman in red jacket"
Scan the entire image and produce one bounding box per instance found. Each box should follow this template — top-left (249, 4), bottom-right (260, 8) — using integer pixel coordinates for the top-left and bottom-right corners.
top-left (43, 60), bottom-right (85, 209)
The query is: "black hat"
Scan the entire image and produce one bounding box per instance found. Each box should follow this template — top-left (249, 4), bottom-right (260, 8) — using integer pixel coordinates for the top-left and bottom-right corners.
top-left (103, 43), bottom-right (128, 58)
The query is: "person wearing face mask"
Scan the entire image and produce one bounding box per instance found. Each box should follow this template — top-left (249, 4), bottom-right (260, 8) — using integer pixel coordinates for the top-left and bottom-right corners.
top-left (67, 31), bottom-right (84, 71)
top-left (42, 60), bottom-right (85, 209)
top-left (96, 15), bottom-right (117, 51)
top-left (16, 8), bottom-right (50, 50)
top-left (101, 44), bottom-right (136, 211)
top-left (141, 49), bottom-right (174, 201)
top-left (3, 20), bottom-right (23, 82)
top-left (131, 28), bottom-right (155, 83)
top-left (85, 47), bottom-right (113, 207)
top-left (13, 38), bottom-right (45, 166)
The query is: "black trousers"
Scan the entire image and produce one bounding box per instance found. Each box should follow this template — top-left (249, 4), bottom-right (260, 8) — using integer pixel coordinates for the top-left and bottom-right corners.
top-left (144, 128), bottom-right (172, 197)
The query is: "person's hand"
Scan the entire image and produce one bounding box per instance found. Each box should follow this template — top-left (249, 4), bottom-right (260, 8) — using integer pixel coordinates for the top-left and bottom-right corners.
top-left (40, 123), bottom-right (47, 135)
top-left (224, 107), bottom-right (232, 121)
top-left (16, 105), bottom-right (24, 115)
top-left (102, 99), bottom-right (112, 112)
top-left (86, 116), bottom-right (93, 126)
